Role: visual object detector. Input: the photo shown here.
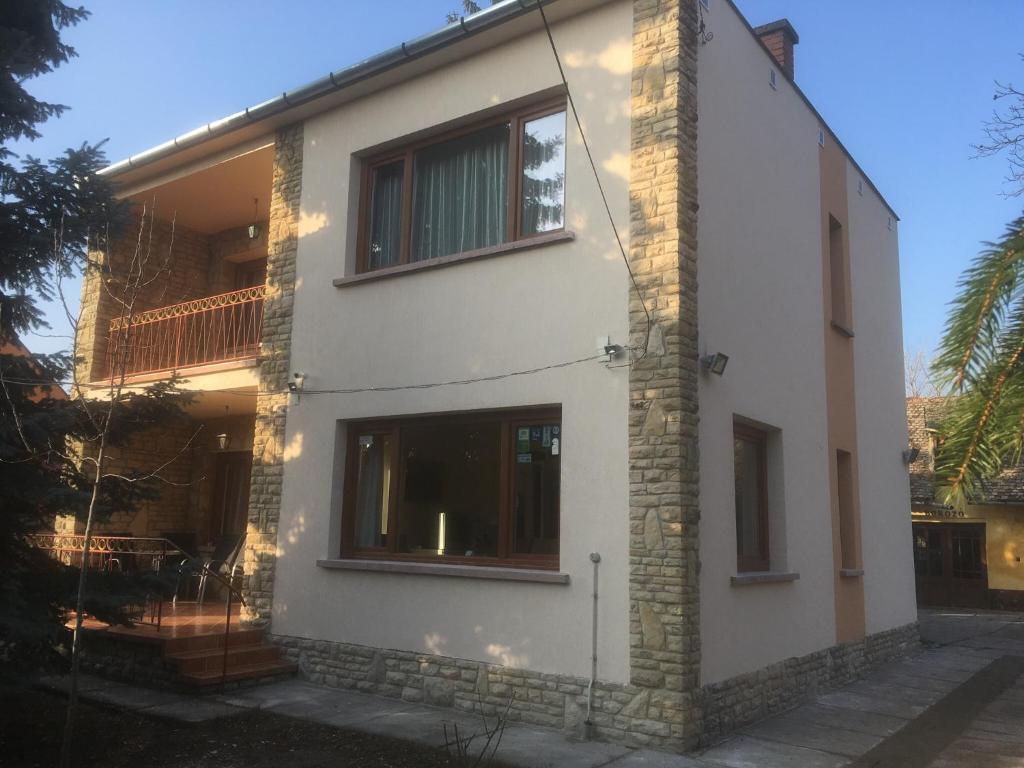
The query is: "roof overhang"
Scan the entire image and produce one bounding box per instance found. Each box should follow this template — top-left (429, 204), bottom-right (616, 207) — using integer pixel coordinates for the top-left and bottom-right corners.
top-left (101, 0), bottom-right (609, 189)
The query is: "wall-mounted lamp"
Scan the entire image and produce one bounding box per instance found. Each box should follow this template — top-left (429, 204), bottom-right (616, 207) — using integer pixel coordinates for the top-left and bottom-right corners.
top-left (700, 352), bottom-right (729, 376)
top-left (287, 371), bottom-right (306, 393)
top-left (216, 433), bottom-right (232, 451)
top-left (902, 447), bottom-right (920, 465)
top-left (247, 197), bottom-right (261, 240)
top-left (597, 336), bottom-right (625, 362)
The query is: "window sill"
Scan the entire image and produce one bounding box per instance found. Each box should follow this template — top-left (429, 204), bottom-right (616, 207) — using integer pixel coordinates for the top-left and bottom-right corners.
top-left (840, 568), bottom-right (864, 578)
top-left (831, 320), bottom-right (855, 338)
top-left (730, 571), bottom-right (800, 587)
top-left (316, 558), bottom-right (570, 584)
top-left (333, 231), bottom-right (575, 288)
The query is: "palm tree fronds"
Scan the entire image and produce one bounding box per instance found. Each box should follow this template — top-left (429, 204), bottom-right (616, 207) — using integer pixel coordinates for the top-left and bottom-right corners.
top-left (932, 215), bottom-right (1024, 393)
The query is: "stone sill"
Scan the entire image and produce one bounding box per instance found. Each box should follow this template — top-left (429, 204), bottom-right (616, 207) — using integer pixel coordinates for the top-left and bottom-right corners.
top-left (333, 231), bottom-right (575, 288)
top-left (840, 568), bottom-right (865, 578)
top-left (316, 558), bottom-right (570, 584)
top-left (730, 571), bottom-right (800, 587)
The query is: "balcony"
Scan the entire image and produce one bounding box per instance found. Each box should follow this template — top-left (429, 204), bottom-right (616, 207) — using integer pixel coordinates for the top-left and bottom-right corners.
top-left (105, 285), bottom-right (265, 380)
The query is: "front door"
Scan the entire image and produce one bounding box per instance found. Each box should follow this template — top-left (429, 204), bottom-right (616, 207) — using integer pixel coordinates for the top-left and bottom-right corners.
top-left (212, 452), bottom-right (252, 539)
top-left (912, 522), bottom-right (988, 608)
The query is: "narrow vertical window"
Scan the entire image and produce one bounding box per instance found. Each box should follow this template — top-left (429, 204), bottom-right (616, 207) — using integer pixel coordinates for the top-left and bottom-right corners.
top-left (367, 160), bottom-right (404, 270)
top-left (353, 432), bottom-right (392, 549)
top-left (836, 449), bottom-right (858, 569)
top-left (520, 110), bottom-right (566, 237)
top-left (828, 214), bottom-right (850, 329)
top-left (512, 421), bottom-right (561, 556)
top-left (734, 423), bottom-right (769, 572)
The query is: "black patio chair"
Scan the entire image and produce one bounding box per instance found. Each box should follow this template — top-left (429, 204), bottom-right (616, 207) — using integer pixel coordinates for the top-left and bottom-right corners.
top-left (196, 533), bottom-right (246, 606)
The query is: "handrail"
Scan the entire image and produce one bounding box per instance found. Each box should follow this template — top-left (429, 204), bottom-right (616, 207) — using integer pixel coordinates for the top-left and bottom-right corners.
top-left (109, 285), bottom-right (265, 331)
top-left (104, 285), bottom-right (265, 378)
top-left (27, 533), bottom-right (247, 607)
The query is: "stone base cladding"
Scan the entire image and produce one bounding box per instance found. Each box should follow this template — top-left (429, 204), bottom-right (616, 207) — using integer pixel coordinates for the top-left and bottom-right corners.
top-left (271, 634), bottom-right (679, 747)
top-left (696, 621), bottom-right (921, 745)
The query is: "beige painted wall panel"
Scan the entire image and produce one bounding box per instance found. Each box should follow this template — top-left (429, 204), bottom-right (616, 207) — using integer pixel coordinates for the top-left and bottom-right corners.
top-left (697, 0), bottom-right (837, 684)
top-left (985, 508), bottom-right (1024, 590)
top-left (846, 163), bottom-right (918, 634)
top-left (272, 1), bottom-right (635, 682)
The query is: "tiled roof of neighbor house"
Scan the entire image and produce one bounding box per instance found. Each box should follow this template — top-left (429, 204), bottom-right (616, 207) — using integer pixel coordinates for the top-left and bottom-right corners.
top-left (907, 396), bottom-right (1024, 506)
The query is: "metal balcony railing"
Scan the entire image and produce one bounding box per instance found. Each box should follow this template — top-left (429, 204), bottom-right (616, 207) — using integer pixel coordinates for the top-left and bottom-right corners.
top-left (105, 285), bottom-right (264, 378)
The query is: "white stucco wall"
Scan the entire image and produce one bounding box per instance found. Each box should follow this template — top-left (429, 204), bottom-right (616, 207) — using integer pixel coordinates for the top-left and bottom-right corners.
top-left (697, 1), bottom-right (838, 685)
top-left (272, 0), bottom-right (635, 683)
top-left (846, 168), bottom-right (918, 634)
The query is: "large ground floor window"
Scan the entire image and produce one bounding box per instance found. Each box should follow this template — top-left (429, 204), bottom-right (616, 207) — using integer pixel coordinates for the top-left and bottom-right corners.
top-left (342, 407), bottom-right (561, 569)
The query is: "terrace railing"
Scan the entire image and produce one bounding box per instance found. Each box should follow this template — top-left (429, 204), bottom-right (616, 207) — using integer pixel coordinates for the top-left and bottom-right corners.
top-left (105, 285), bottom-right (264, 379)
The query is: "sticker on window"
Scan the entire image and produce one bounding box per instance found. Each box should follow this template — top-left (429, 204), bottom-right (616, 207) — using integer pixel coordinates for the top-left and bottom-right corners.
top-left (517, 453), bottom-right (533, 464)
top-left (551, 437), bottom-right (560, 456)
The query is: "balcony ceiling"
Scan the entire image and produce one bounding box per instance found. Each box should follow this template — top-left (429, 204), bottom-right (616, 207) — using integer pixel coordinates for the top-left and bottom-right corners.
top-left (124, 145), bottom-right (273, 235)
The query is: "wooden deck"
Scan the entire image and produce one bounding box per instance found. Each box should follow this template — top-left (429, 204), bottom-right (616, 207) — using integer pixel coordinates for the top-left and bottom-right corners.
top-left (73, 601), bottom-right (240, 639)
top-left (71, 602), bottom-right (295, 687)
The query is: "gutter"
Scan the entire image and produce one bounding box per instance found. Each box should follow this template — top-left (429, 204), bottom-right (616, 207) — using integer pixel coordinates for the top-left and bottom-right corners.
top-left (100, 0), bottom-right (552, 178)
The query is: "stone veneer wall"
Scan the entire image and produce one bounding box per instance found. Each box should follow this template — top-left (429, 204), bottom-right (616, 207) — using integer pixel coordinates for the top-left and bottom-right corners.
top-left (241, 124), bottom-right (303, 625)
top-left (57, 418), bottom-right (197, 536)
top-left (624, 0), bottom-right (702, 749)
top-left (75, 218), bottom-right (212, 385)
top-left (271, 620), bottom-right (920, 747)
top-left (696, 621), bottom-right (920, 745)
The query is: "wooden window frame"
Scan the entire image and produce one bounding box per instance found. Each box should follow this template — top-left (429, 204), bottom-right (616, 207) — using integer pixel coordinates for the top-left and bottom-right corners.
top-left (355, 97), bottom-right (568, 274)
top-left (341, 407), bottom-right (561, 570)
top-left (734, 422), bottom-right (770, 573)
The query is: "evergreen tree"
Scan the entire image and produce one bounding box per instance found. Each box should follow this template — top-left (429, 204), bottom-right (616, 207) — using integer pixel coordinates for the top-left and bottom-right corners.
top-left (0, 1), bottom-right (185, 677)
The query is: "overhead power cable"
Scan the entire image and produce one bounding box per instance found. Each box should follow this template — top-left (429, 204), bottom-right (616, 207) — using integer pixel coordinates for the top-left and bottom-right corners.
top-left (0, 352), bottom-right (610, 398)
top-left (536, 1), bottom-right (652, 361)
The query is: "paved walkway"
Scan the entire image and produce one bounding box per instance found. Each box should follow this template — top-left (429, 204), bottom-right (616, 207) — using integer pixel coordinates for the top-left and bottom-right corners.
top-left (40, 610), bottom-right (1024, 768)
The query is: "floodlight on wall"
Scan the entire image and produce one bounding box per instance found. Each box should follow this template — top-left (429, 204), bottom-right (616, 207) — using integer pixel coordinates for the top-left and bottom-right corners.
top-left (248, 197), bottom-right (261, 240)
top-left (700, 352), bottom-right (729, 376)
top-left (597, 336), bottom-right (625, 362)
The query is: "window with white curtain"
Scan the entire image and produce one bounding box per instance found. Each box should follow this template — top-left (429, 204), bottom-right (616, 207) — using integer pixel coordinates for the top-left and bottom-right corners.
top-left (357, 99), bottom-right (567, 273)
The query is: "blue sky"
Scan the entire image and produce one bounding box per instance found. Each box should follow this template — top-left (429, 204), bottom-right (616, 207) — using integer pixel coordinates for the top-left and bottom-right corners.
top-left (14, 0), bottom-right (1024, 365)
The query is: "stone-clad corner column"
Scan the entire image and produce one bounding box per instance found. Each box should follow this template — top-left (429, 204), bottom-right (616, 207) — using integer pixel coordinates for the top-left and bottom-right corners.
top-left (242, 123), bottom-right (303, 626)
top-left (625, 0), bottom-right (701, 749)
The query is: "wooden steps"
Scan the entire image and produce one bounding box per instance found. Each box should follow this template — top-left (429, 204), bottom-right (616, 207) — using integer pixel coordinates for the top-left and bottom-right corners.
top-left (78, 603), bottom-right (296, 690)
top-left (163, 628), bottom-right (297, 688)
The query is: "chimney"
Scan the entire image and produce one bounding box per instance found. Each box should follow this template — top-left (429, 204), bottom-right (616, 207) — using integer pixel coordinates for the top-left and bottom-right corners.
top-left (753, 19), bottom-right (799, 81)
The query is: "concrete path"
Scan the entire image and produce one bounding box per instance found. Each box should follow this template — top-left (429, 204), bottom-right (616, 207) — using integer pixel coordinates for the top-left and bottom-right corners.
top-left (39, 610), bottom-right (1024, 767)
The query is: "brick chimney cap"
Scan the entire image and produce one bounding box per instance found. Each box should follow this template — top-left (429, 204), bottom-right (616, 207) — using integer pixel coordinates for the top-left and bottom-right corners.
top-left (753, 18), bottom-right (800, 44)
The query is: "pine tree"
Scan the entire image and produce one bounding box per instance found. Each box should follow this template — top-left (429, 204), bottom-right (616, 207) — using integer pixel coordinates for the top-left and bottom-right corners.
top-left (0, 2), bottom-right (186, 677)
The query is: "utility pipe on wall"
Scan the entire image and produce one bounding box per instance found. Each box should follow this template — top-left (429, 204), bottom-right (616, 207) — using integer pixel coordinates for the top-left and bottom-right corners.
top-left (585, 551), bottom-right (601, 735)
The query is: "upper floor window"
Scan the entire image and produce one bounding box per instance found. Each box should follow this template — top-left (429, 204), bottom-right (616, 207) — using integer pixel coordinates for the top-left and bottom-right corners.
top-left (357, 100), bottom-right (567, 273)
top-left (342, 407), bottom-right (561, 569)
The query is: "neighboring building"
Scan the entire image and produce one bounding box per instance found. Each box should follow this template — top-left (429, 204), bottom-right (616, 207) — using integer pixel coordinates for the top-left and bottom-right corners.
top-left (0, 331), bottom-right (68, 403)
top-left (70, 0), bottom-right (916, 750)
top-left (907, 396), bottom-right (1024, 611)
